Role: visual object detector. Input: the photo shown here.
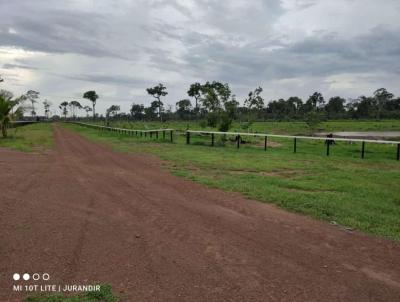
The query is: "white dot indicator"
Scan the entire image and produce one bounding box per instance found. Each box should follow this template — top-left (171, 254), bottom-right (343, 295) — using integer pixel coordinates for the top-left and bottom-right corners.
top-left (13, 273), bottom-right (20, 281)
top-left (23, 273), bottom-right (30, 281)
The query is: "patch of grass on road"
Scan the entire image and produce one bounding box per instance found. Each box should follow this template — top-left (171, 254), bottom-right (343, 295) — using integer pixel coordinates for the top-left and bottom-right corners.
top-left (0, 123), bottom-right (53, 152)
top-left (24, 284), bottom-right (118, 302)
top-left (64, 123), bottom-right (400, 241)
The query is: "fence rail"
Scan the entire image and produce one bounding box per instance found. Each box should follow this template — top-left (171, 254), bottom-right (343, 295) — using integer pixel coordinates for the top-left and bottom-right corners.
top-left (72, 122), bottom-right (400, 161)
top-left (186, 130), bottom-right (400, 161)
top-left (71, 122), bottom-right (175, 142)
top-left (186, 130), bottom-right (400, 145)
top-left (8, 121), bottom-right (39, 128)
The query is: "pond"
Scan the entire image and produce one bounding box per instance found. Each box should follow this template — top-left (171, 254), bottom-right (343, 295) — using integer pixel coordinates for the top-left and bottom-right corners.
top-left (317, 131), bottom-right (400, 140)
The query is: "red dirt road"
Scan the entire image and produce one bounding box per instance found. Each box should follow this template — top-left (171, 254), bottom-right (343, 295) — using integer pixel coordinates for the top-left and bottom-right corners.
top-left (1, 125), bottom-right (400, 301)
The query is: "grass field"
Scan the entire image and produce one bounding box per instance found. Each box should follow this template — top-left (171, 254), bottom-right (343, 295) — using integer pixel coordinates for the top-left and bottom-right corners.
top-left (64, 122), bottom-right (400, 241)
top-left (95, 119), bottom-right (400, 135)
top-left (0, 123), bottom-right (53, 152)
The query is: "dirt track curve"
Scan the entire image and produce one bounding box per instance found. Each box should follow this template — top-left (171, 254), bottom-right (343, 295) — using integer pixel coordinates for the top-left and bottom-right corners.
top-left (1, 125), bottom-right (400, 301)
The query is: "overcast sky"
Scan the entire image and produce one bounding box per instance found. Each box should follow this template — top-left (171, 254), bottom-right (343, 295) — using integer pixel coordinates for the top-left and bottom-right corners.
top-left (0, 0), bottom-right (399, 116)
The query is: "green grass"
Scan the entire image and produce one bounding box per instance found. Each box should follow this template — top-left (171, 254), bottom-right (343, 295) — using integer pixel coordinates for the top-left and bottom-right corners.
top-left (24, 284), bottom-right (118, 302)
top-left (0, 123), bottom-right (54, 151)
top-left (64, 122), bottom-right (400, 241)
top-left (94, 119), bottom-right (400, 135)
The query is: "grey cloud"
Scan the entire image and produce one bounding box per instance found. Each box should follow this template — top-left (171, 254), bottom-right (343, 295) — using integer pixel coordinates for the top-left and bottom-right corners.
top-left (2, 63), bottom-right (38, 70)
top-left (0, 2), bottom-right (124, 58)
top-left (54, 73), bottom-right (149, 87)
top-left (180, 25), bottom-right (400, 86)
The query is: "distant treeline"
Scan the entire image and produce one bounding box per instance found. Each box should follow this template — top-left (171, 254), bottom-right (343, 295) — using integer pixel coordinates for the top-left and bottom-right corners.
top-left (3, 77), bottom-right (399, 132)
top-left (102, 83), bottom-right (400, 131)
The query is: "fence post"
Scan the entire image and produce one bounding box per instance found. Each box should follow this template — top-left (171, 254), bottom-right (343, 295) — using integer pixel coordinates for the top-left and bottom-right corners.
top-left (156, 131), bottom-right (159, 139)
top-left (186, 131), bottom-right (190, 144)
top-left (145, 132), bottom-right (147, 138)
top-left (237, 135), bottom-right (240, 149)
top-left (294, 138), bottom-right (297, 153)
top-left (163, 130), bottom-right (165, 140)
top-left (361, 141), bottom-right (365, 159)
top-left (150, 131), bottom-right (153, 138)
top-left (326, 142), bottom-right (330, 156)
top-left (264, 136), bottom-right (267, 151)
top-left (397, 144), bottom-right (400, 161)
top-left (211, 133), bottom-right (214, 146)
top-left (170, 130), bottom-right (173, 143)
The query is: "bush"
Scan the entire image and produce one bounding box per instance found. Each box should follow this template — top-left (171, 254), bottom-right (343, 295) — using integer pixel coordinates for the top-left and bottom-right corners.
top-left (305, 111), bottom-right (325, 131)
top-left (218, 113), bottom-right (232, 132)
top-left (206, 112), bottom-right (219, 128)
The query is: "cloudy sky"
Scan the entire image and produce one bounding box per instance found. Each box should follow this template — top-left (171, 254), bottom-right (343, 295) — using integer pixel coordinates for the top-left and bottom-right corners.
top-left (0, 0), bottom-right (399, 116)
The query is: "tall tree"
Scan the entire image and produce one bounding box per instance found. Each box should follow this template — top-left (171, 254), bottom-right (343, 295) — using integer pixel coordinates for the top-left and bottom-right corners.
top-left (305, 92), bottom-right (324, 112)
top-left (83, 90), bottom-right (99, 120)
top-left (176, 99), bottom-right (192, 120)
top-left (198, 81), bottom-right (236, 128)
top-left (59, 101), bottom-right (68, 119)
top-left (144, 103), bottom-right (157, 120)
top-left (374, 88), bottom-right (394, 119)
top-left (83, 105), bottom-right (92, 118)
top-left (187, 82), bottom-right (202, 115)
top-left (199, 81), bottom-right (231, 113)
top-left (106, 105), bottom-right (120, 126)
top-left (42, 100), bottom-right (52, 119)
top-left (325, 96), bottom-right (345, 119)
top-left (244, 87), bottom-right (264, 122)
top-left (267, 99), bottom-right (294, 119)
top-left (26, 90), bottom-right (39, 117)
top-left (146, 83), bottom-right (167, 121)
top-left (354, 96), bottom-right (375, 119)
top-left (286, 96), bottom-right (303, 115)
top-left (244, 87), bottom-right (264, 110)
top-left (69, 101), bottom-right (82, 118)
top-left (130, 103), bottom-right (144, 120)
top-left (224, 96), bottom-right (239, 121)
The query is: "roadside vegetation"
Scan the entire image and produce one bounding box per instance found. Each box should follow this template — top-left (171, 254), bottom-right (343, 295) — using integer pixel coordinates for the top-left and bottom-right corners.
top-left (0, 122), bottom-right (53, 151)
top-left (64, 122), bottom-right (400, 241)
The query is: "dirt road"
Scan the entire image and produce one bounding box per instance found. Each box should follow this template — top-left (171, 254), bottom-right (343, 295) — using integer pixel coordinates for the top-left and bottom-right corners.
top-left (1, 125), bottom-right (399, 301)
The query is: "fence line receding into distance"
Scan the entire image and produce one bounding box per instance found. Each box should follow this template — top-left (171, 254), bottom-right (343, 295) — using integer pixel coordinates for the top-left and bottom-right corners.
top-left (71, 122), bottom-right (174, 142)
top-left (71, 122), bottom-right (400, 161)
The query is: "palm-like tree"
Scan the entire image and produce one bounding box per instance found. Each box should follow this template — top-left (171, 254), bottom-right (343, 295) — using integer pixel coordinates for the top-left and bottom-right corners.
top-left (26, 90), bottom-right (39, 118)
top-left (83, 105), bottom-right (92, 118)
top-left (0, 94), bottom-right (17, 138)
top-left (59, 101), bottom-right (68, 119)
top-left (83, 91), bottom-right (99, 120)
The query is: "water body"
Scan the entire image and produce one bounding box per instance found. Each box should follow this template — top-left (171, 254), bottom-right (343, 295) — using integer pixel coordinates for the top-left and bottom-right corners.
top-left (317, 131), bottom-right (400, 140)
